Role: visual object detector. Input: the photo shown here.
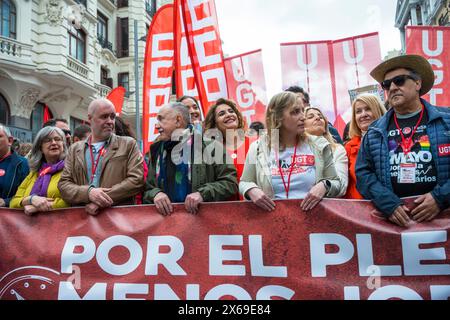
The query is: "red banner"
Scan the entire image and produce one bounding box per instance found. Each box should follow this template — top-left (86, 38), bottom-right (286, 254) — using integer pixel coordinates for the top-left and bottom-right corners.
top-left (280, 33), bottom-right (382, 136)
top-left (174, 0), bottom-right (200, 103)
top-left (406, 26), bottom-right (450, 107)
top-left (142, 4), bottom-right (175, 154)
top-left (224, 49), bottom-right (268, 126)
top-left (1, 199), bottom-right (449, 300)
top-left (332, 33), bottom-right (381, 134)
top-left (107, 87), bottom-right (126, 116)
top-left (179, 0), bottom-right (228, 116)
top-left (280, 41), bottom-right (335, 123)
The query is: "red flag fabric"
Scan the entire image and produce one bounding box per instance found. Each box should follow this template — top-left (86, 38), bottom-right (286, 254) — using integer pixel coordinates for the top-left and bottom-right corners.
top-left (280, 33), bottom-right (382, 136)
top-left (106, 87), bottom-right (126, 116)
top-left (280, 41), bottom-right (335, 123)
top-left (179, 0), bottom-right (228, 116)
top-left (142, 4), bottom-right (175, 154)
top-left (224, 49), bottom-right (268, 126)
top-left (332, 32), bottom-right (381, 134)
top-left (43, 105), bottom-right (53, 123)
top-left (406, 26), bottom-right (450, 107)
top-left (1, 199), bottom-right (449, 300)
top-left (174, 0), bottom-right (200, 103)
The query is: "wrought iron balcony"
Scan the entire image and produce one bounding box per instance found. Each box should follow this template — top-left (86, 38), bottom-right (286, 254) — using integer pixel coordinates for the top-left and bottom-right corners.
top-left (97, 35), bottom-right (114, 52)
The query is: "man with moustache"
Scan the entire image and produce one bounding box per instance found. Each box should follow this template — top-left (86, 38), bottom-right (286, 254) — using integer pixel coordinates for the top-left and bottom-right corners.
top-left (59, 99), bottom-right (144, 215)
top-left (356, 55), bottom-right (450, 227)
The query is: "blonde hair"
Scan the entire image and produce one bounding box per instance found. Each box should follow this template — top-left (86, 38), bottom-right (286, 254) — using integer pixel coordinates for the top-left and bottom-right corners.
top-left (305, 107), bottom-right (338, 150)
top-left (349, 94), bottom-right (387, 138)
top-left (265, 91), bottom-right (304, 150)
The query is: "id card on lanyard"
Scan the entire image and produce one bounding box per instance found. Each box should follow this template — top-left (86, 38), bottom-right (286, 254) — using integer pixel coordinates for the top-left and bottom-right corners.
top-left (89, 141), bottom-right (106, 185)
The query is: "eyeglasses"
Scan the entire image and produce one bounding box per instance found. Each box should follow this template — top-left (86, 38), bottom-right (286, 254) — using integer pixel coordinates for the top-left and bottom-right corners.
top-left (62, 129), bottom-right (71, 136)
top-left (43, 136), bottom-right (63, 144)
top-left (381, 74), bottom-right (417, 91)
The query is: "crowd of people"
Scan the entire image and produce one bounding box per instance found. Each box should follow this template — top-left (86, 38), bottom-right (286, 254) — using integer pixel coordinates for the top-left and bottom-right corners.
top-left (0, 54), bottom-right (449, 228)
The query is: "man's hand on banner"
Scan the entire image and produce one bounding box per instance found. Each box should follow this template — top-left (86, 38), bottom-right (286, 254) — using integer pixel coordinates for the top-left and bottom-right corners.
top-left (411, 193), bottom-right (441, 222)
top-left (388, 205), bottom-right (411, 227)
top-left (86, 203), bottom-right (100, 216)
top-left (247, 188), bottom-right (276, 212)
top-left (88, 188), bottom-right (113, 208)
top-left (0, 198), bottom-right (5, 207)
top-left (185, 192), bottom-right (203, 215)
top-left (154, 192), bottom-right (173, 216)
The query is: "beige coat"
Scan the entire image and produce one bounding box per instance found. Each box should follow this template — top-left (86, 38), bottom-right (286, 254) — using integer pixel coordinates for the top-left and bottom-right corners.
top-left (239, 134), bottom-right (343, 199)
top-left (58, 134), bottom-right (144, 205)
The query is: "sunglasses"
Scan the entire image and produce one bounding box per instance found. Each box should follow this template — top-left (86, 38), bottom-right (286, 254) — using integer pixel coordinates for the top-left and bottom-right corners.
top-left (62, 129), bottom-right (71, 135)
top-left (381, 74), bottom-right (417, 91)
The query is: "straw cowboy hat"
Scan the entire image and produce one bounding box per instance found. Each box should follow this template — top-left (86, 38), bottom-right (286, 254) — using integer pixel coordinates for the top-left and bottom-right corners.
top-left (370, 54), bottom-right (435, 96)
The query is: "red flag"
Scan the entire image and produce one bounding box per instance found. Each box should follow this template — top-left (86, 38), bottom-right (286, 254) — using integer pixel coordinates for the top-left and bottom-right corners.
top-left (280, 40), bottom-right (335, 123)
top-left (43, 105), bottom-right (53, 123)
top-left (224, 49), bottom-right (268, 126)
top-left (179, 0), bottom-right (228, 116)
top-left (332, 32), bottom-right (381, 134)
top-left (406, 26), bottom-right (450, 107)
top-left (174, 0), bottom-right (199, 102)
top-left (142, 4), bottom-right (175, 154)
top-left (106, 87), bottom-right (126, 116)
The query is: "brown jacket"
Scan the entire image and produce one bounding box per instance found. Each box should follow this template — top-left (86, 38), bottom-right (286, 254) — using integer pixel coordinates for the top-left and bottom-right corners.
top-left (58, 134), bottom-right (144, 205)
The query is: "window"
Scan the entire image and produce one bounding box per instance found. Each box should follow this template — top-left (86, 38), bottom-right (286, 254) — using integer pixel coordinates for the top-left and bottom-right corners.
top-left (116, 17), bottom-right (129, 58)
top-left (117, 0), bottom-right (128, 8)
top-left (68, 24), bottom-right (86, 63)
top-left (101, 67), bottom-right (113, 88)
top-left (70, 117), bottom-right (86, 133)
top-left (0, 93), bottom-right (10, 125)
top-left (97, 11), bottom-right (108, 46)
top-left (118, 73), bottom-right (129, 97)
top-left (31, 103), bottom-right (45, 137)
top-left (0, 0), bottom-right (16, 39)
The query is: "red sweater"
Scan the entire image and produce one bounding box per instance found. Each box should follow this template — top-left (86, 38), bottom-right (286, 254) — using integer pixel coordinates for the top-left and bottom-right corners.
top-left (344, 136), bottom-right (364, 199)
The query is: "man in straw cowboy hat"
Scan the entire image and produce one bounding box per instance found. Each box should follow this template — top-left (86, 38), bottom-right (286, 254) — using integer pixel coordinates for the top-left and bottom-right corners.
top-left (355, 54), bottom-right (450, 227)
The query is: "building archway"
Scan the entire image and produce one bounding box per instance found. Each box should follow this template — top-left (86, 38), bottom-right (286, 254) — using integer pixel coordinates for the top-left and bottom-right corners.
top-left (0, 93), bottom-right (10, 125)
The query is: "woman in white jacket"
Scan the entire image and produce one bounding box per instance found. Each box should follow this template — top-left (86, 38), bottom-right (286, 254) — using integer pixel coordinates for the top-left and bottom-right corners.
top-left (239, 92), bottom-right (340, 212)
top-left (304, 107), bottom-right (348, 197)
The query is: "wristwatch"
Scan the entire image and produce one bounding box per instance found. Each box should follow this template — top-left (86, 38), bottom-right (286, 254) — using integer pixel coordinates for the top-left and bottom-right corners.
top-left (322, 180), bottom-right (331, 194)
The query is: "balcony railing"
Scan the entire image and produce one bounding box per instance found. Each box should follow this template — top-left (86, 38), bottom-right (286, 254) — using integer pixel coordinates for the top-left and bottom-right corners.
top-left (0, 36), bottom-right (32, 59)
top-left (95, 83), bottom-right (112, 97)
top-left (97, 35), bottom-right (114, 53)
top-left (67, 55), bottom-right (89, 78)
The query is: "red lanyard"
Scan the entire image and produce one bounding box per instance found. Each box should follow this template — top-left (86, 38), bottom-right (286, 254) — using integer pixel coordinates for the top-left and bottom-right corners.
top-left (89, 139), bottom-right (106, 183)
top-left (276, 143), bottom-right (298, 198)
top-left (0, 152), bottom-right (11, 162)
top-left (393, 106), bottom-right (424, 155)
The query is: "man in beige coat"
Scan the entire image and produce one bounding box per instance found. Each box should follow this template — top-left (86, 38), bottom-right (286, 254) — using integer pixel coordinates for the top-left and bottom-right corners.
top-left (58, 99), bottom-right (144, 215)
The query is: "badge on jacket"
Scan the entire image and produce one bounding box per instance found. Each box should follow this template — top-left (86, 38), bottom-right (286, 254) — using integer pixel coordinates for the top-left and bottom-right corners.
top-left (0, 169), bottom-right (5, 177)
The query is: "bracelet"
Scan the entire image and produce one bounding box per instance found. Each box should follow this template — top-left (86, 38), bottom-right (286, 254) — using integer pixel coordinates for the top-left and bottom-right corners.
top-left (29, 195), bottom-right (35, 205)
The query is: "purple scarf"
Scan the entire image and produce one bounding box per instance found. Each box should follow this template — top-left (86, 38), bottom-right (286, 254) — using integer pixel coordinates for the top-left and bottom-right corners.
top-left (30, 160), bottom-right (65, 197)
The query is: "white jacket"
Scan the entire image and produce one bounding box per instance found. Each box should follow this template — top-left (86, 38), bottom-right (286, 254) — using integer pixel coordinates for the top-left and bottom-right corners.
top-left (239, 134), bottom-right (344, 199)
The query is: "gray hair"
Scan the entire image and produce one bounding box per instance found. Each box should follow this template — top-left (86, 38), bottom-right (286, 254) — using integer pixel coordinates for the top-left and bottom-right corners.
top-left (168, 102), bottom-right (191, 126)
top-left (29, 126), bottom-right (67, 172)
top-left (0, 124), bottom-right (12, 138)
top-left (88, 98), bottom-right (115, 117)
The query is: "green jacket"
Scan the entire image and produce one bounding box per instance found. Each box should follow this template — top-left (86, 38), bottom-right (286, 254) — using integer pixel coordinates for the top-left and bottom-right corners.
top-left (143, 135), bottom-right (238, 203)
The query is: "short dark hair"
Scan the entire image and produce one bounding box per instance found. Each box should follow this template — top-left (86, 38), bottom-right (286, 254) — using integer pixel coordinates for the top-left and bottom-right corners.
top-left (43, 118), bottom-right (68, 128)
top-left (115, 116), bottom-right (136, 140)
top-left (285, 86), bottom-right (310, 105)
top-left (249, 121), bottom-right (264, 131)
top-left (73, 124), bottom-right (91, 140)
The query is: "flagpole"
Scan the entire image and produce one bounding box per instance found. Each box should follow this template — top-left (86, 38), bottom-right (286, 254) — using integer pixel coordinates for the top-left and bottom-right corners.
top-left (134, 19), bottom-right (142, 152)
